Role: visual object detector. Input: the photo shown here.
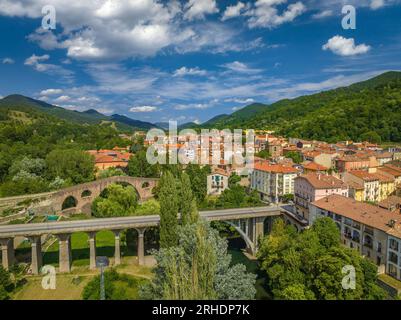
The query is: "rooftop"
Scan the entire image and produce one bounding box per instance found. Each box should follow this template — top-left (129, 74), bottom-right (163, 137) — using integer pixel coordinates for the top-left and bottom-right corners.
top-left (311, 195), bottom-right (401, 237)
top-left (296, 173), bottom-right (347, 189)
top-left (254, 162), bottom-right (299, 174)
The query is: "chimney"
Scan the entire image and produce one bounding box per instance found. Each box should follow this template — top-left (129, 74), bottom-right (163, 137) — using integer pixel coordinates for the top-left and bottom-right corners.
top-left (389, 219), bottom-right (396, 228)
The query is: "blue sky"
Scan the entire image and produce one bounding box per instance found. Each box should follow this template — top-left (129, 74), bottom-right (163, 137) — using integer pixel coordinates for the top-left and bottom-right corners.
top-left (0, 0), bottom-right (401, 124)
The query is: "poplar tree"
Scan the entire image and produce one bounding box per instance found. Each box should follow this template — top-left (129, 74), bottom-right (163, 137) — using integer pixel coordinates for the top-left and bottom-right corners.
top-left (159, 170), bottom-right (179, 248)
top-left (180, 172), bottom-right (198, 225)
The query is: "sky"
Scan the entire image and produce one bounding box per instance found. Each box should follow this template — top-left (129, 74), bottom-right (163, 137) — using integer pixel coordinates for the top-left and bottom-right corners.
top-left (0, 0), bottom-right (401, 125)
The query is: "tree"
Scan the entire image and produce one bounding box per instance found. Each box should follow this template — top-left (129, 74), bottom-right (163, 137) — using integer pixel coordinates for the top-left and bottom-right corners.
top-left (0, 266), bottom-right (13, 300)
top-left (228, 173), bottom-right (241, 188)
top-left (98, 167), bottom-right (126, 179)
top-left (127, 150), bottom-right (160, 178)
top-left (360, 131), bottom-right (382, 144)
top-left (159, 171), bottom-right (179, 248)
top-left (92, 183), bottom-right (138, 217)
top-left (180, 172), bottom-right (198, 225)
top-left (185, 164), bottom-right (210, 203)
top-left (256, 150), bottom-right (271, 159)
top-left (141, 220), bottom-right (256, 300)
top-left (285, 151), bottom-right (302, 164)
top-left (257, 217), bottom-right (386, 300)
top-left (46, 149), bottom-right (95, 185)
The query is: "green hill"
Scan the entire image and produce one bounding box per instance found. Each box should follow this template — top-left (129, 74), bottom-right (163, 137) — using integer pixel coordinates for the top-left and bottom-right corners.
top-left (202, 71), bottom-right (401, 143)
top-left (0, 94), bottom-right (157, 131)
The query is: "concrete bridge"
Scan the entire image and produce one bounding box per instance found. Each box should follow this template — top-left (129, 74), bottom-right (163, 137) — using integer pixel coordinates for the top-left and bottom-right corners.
top-left (0, 206), bottom-right (282, 274)
top-left (0, 176), bottom-right (159, 215)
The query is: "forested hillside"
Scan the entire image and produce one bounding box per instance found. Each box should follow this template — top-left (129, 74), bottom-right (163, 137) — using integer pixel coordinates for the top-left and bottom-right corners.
top-left (0, 94), bottom-right (157, 131)
top-left (0, 108), bottom-right (131, 196)
top-left (206, 71), bottom-right (401, 143)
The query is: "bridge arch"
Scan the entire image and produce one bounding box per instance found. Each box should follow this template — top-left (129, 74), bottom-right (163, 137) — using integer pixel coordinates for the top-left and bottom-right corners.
top-left (223, 221), bottom-right (256, 255)
top-left (81, 190), bottom-right (92, 198)
top-left (62, 195), bottom-right (78, 210)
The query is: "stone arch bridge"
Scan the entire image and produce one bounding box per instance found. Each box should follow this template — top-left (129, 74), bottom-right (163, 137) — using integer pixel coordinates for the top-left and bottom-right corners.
top-left (0, 176), bottom-right (159, 216)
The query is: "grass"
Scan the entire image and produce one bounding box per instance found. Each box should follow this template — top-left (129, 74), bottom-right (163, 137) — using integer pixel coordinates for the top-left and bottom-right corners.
top-left (12, 261), bottom-right (153, 300)
top-left (42, 230), bottom-right (137, 267)
top-left (378, 273), bottom-right (401, 291)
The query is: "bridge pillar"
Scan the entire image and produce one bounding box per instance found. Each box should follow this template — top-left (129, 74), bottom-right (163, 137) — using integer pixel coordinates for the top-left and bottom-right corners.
top-left (136, 228), bottom-right (146, 266)
top-left (30, 236), bottom-right (42, 275)
top-left (58, 233), bottom-right (72, 273)
top-left (254, 217), bottom-right (265, 250)
top-left (0, 238), bottom-right (14, 270)
top-left (88, 232), bottom-right (96, 270)
top-left (113, 230), bottom-right (122, 266)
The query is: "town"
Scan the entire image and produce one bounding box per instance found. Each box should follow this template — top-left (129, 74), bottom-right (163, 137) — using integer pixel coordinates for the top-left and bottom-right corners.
top-left (1, 0), bottom-right (401, 305)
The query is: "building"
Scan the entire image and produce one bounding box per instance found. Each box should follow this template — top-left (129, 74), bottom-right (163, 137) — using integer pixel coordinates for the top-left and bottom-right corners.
top-left (343, 169), bottom-right (395, 203)
top-left (309, 194), bottom-right (401, 277)
top-left (207, 169), bottom-right (229, 196)
top-left (336, 155), bottom-right (371, 173)
top-left (379, 196), bottom-right (401, 214)
top-left (343, 170), bottom-right (381, 202)
top-left (294, 173), bottom-right (348, 220)
top-left (379, 164), bottom-right (401, 186)
top-left (87, 147), bottom-right (132, 171)
top-left (301, 161), bottom-right (329, 174)
top-left (347, 181), bottom-right (365, 202)
top-left (250, 163), bottom-right (299, 203)
top-left (376, 152), bottom-right (394, 166)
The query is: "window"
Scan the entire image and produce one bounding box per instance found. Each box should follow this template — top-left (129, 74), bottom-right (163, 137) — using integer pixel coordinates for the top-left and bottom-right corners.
top-left (388, 263), bottom-right (398, 278)
top-left (389, 239), bottom-right (399, 252)
top-left (389, 251), bottom-right (398, 264)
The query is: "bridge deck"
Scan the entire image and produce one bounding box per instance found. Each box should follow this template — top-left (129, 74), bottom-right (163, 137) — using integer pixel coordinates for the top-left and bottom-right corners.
top-left (0, 206), bottom-right (282, 238)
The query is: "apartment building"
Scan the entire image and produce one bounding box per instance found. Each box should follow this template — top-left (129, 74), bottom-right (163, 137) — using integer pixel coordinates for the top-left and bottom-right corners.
top-left (294, 173), bottom-right (348, 220)
top-left (250, 163), bottom-right (299, 203)
top-left (207, 169), bottom-right (229, 196)
top-left (344, 169), bottom-right (395, 203)
top-left (309, 195), bottom-right (401, 276)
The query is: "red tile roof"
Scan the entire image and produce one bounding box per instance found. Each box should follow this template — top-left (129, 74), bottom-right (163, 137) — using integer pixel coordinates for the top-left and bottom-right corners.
top-left (296, 173), bottom-right (347, 189)
top-left (254, 162), bottom-right (299, 174)
top-left (312, 195), bottom-right (401, 236)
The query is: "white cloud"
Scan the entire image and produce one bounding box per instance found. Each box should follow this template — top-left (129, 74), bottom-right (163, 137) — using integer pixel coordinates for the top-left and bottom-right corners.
top-left (221, 2), bottom-right (246, 21)
top-left (54, 95), bottom-right (71, 103)
top-left (2, 57), bottom-right (14, 64)
top-left (24, 54), bottom-right (74, 81)
top-left (130, 105), bottom-right (159, 113)
top-left (222, 61), bottom-right (262, 74)
top-left (225, 97), bottom-right (255, 104)
top-left (184, 0), bottom-right (219, 21)
top-left (247, 0), bottom-right (306, 29)
top-left (173, 67), bottom-right (207, 77)
top-left (322, 35), bottom-right (371, 56)
top-left (312, 10), bottom-right (333, 19)
top-left (370, 0), bottom-right (385, 9)
top-left (40, 88), bottom-right (63, 96)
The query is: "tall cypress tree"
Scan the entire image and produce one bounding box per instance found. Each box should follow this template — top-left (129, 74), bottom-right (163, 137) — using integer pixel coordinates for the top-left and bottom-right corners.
top-left (180, 172), bottom-right (197, 225)
top-left (159, 170), bottom-right (179, 248)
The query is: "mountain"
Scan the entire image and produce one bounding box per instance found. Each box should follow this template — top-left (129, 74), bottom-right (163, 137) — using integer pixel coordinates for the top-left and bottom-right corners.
top-left (202, 71), bottom-right (401, 143)
top-left (179, 122), bottom-right (200, 130)
top-left (0, 94), bottom-right (158, 131)
top-left (109, 114), bottom-right (156, 130)
top-left (154, 122), bottom-right (170, 130)
top-left (201, 114), bottom-right (229, 127)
